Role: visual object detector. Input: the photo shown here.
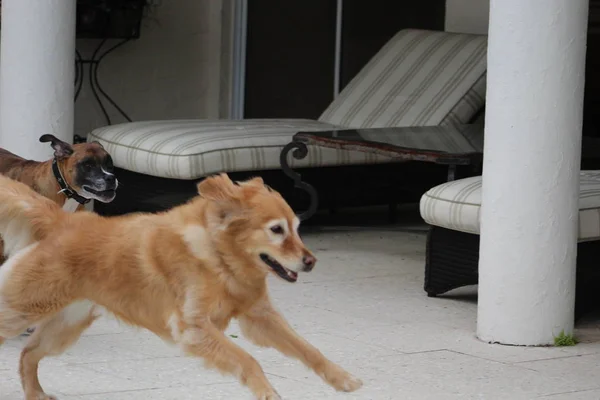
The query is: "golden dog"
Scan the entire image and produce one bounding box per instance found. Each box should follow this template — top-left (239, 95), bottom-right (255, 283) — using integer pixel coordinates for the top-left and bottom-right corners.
top-left (0, 173), bottom-right (362, 400)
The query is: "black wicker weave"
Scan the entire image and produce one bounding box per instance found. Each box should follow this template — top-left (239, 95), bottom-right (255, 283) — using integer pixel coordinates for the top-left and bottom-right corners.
top-left (424, 227), bottom-right (480, 297)
top-left (424, 226), bottom-right (600, 320)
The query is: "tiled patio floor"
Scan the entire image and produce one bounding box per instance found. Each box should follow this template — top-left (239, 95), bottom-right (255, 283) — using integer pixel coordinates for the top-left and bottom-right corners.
top-left (2, 216), bottom-right (600, 399)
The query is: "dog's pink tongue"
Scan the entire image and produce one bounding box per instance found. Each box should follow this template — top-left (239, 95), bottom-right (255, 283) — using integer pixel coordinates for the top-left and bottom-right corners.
top-left (288, 270), bottom-right (298, 281)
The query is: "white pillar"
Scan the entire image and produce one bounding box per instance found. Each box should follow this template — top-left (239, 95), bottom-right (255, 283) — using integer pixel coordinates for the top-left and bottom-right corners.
top-left (477, 0), bottom-right (589, 346)
top-left (0, 0), bottom-right (76, 161)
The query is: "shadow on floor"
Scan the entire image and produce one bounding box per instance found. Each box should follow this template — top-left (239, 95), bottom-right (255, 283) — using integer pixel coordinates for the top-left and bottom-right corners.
top-left (302, 203), bottom-right (428, 233)
top-left (304, 204), bottom-right (600, 333)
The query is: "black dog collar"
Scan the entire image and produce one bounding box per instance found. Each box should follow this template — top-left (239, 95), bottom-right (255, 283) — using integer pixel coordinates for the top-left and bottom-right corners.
top-left (52, 158), bottom-right (90, 205)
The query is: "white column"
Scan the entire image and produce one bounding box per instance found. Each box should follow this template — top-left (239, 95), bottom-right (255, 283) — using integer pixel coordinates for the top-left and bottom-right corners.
top-left (477, 0), bottom-right (589, 345)
top-left (0, 0), bottom-right (76, 161)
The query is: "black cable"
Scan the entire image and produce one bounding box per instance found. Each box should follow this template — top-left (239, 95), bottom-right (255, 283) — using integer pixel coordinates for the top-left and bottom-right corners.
top-left (75, 50), bottom-right (80, 85)
top-left (75, 49), bottom-right (85, 101)
top-left (93, 38), bottom-right (133, 122)
top-left (88, 38), bottom-right (111, 125)
top-left (76, 38), bottom-right (133, 125)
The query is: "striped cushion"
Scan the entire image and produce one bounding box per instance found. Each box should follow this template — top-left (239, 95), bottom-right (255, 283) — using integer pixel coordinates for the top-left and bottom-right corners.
top-left (420, 171), bottom-right (600, 241)
top-left (88, 28), bottom-right (489, 180)
top-left (441, 74), bottom-right (486, 127)
top-left (88, 119), bottom-right (396, 180)
top-left (319, 29), bottom-right (488, 128)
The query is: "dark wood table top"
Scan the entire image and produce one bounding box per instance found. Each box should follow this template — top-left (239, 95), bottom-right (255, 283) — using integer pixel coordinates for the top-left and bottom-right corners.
top-left (294, 125), bottom-right (600, 166)
top-left (293, 124), bottom-right (484, 165)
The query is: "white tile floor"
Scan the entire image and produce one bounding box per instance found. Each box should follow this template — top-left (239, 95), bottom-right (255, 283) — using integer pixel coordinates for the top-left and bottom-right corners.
top-left (2, 225), bottom-right (600, 399)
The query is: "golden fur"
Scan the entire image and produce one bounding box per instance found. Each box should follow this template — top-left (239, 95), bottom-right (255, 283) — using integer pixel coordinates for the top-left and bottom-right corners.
top-left (0, 173), bottom-right (362, 400)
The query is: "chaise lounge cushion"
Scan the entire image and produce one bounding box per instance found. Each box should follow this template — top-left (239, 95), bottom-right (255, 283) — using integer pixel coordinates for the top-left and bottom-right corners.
top-left (319, 29), bottom-right (487, 128)
top-left (420, 171), bottom-right (600, 241)
top-left (87, 119), bottom-right (397, 180)
top-left (88, 29), bottom-right (488, 180)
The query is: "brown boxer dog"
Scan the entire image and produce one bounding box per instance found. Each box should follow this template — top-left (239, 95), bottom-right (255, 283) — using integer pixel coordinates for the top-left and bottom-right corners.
top-left (0, 135), bottom-right (119, 335)
top-left (0, 134), bottom-right (118, 336)
top-left (0, 134), bottom-right (118, 261)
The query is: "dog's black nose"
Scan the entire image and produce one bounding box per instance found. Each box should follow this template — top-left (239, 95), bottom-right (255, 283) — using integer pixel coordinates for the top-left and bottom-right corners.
top-left (302, 254), bottom-right (316, 271)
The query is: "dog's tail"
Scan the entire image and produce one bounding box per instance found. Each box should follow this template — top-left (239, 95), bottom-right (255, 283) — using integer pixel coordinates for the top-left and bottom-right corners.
top-left (0, 174), bottom-right (65, 257)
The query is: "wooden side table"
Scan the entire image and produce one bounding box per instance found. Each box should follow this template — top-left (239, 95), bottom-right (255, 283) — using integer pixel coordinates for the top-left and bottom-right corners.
top-left (280, 124), bottom-right (484, 221)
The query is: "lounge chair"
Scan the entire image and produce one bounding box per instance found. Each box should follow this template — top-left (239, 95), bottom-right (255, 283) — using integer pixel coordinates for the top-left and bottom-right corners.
top-left (88, 28), bottom-right (488, 215)
top-left (419, 171), bottom-right (600, 319)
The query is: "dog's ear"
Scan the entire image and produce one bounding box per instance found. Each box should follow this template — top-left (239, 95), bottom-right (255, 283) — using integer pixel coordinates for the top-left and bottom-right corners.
top-left (91, 140), bottom-right (104, 148)
top-left (39, 134), bottom-right (74, 159)
top-left (247, 176), bottom-right (264, 185)
top-left (240, 176), bottom-right (264, 188)
top-left (235, 176), bottom-right (269, 200)
top-left (198, 174), bottom-right (247, 225)
top-left (197, 173), bottom-right (241, 202)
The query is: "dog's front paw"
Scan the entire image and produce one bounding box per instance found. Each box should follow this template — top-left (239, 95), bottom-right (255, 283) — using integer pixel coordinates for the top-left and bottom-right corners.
top-left (322, 364), bottom-right (363, 392)
top-left (27, 393), bottom-right (58, 400)
top-left (257, 391), bottom-right (282, 400)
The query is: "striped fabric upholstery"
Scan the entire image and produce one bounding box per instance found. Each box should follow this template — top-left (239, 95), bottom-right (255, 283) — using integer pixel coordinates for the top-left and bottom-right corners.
top-left (319, 29), bottom-right (488, 128)
top-left (88, 119), bottom-right (395, 180)
top-left (89, 29), bottom-right (488, 180)
top-left (420, 171), bottom-right (600, 241)
top-left (441, 74), bottom-right (486, 127)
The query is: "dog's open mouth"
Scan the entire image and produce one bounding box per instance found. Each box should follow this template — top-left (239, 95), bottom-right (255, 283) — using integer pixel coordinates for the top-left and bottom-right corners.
top-left (260, 253), bottom-right (298, 283)
top-left (82, 186), bottom-right (116, 201)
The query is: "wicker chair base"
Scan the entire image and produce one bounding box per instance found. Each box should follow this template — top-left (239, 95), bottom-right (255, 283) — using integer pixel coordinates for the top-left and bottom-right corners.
top-left (424, 226), bottom-right (600, 320)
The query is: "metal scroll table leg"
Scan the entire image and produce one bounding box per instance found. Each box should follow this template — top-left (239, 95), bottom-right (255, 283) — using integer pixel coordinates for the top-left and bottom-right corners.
top-left (280, 141), bottom-right (319, 221)
top-left (447, 164), bottom-right (457, 181)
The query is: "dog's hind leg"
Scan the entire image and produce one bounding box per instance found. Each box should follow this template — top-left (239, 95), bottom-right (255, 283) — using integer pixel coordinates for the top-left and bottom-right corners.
top-left (20, 302), bottom-right (98, 400)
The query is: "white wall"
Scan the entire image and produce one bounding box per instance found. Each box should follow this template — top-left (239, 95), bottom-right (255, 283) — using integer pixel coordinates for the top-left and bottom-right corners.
top-left (70, 0), bottom-right (488, 138)
top-left (445, 0), bottom-right (490, 34)
top-left (75, 0), bottom-right (225, 137)
top-left (219, 0), bottom-right (235, 119)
